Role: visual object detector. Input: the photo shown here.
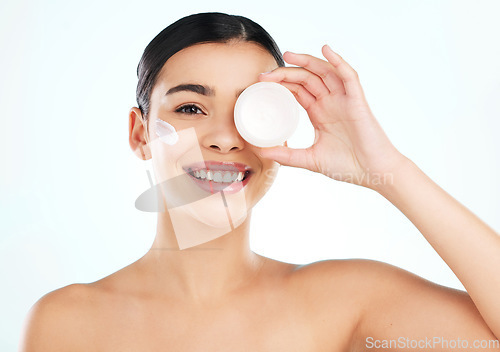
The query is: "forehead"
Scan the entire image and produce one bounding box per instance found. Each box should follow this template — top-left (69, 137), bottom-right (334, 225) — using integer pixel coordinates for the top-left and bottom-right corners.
top-left (155, 42), bottom-right (278, 93)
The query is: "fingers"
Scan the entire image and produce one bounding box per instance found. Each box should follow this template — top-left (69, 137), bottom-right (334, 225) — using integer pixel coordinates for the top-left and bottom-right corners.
top-left (277, 81), bottom-right (316, 111)
top-left (321, 45), bottom-right (364, 98)
top-left (259, 46), bottom-right (362, 100)
top-left (269, 81), bottom-right (326, 128)
top-left (280, 50), bottom-right (347, 96)
top-left (258, 145), bottom-right (314, 170)
top-left (259, 66), bottom-right (330, 100)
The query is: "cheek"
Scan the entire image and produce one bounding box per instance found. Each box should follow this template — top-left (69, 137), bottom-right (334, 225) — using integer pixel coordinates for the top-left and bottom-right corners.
top-left (149, 123), bottom-right (203, 181)
top-left (260, 161), bottom-right (280, 191)
top-left (156, 119), bottom-right (179, 145)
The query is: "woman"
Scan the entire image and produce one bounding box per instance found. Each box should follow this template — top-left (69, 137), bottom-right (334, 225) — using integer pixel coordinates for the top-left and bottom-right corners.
top-left (20, 12), bottom-right (500, 351)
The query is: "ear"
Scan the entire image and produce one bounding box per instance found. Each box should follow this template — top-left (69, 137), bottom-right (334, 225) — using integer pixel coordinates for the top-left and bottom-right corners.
top-left (129, 107), bottom-right (151, 160)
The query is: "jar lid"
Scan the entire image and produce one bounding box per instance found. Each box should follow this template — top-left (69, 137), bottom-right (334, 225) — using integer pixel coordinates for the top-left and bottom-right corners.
top-left (234, 82), bottom-right (300, 148)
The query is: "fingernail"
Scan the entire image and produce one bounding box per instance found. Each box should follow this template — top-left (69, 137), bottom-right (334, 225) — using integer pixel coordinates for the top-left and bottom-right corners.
top-left (260, 71), bottom-right (272, 75)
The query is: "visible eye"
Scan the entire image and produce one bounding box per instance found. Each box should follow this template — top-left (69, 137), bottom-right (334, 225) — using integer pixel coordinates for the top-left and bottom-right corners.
top-left (175, 104), bottom-right (204, 115)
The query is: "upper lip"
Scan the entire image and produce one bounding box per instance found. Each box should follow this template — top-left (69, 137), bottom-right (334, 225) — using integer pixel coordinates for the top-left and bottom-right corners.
top-left (182, 161), bottom-right (253, 173)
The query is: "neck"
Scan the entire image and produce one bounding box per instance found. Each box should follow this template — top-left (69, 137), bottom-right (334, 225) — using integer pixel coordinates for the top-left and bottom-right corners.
top-left (137, 207), bottom-right (267, 303)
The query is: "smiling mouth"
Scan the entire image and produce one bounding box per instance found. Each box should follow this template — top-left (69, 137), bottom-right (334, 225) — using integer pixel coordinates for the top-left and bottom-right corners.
top-left (186, 168), bottom-right (251, 183)
top-left (181, 161), bottom-right (254, 194)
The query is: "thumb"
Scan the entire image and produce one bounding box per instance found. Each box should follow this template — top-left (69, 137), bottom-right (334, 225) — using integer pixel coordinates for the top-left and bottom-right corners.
top-left (258, 145), bottom-right (311, 170)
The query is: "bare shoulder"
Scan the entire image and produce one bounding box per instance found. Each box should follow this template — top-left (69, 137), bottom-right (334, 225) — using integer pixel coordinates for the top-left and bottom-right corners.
top-left (290, 257), bottom-right (408, 288)
top-left (294, 256), bottom-right (484, 305)
top-left (19, 283), bottom-right (96, 352)
top-left (294, 257), bottom-right (463, 290)
top-left (287, 258), bottom-right (478, 349)
top-left (281, 259), bottom-right (395, 350)
top-left (286, 258), bottom-right (383, 311)
top-left (301, 259), bottom-right (498, 351)
top-left (332, 257), bottom-right (471, 300)
top-left (287, 258), bottom-right (398, 306)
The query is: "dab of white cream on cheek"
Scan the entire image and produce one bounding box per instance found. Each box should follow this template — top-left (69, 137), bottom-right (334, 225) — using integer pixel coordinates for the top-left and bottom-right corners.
top-left (155, 119), bottom-right (179, 145)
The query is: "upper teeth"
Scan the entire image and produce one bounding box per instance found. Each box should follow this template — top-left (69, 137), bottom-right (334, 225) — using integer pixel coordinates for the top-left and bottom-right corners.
top-left (189, 169), bottom-right (246, 182)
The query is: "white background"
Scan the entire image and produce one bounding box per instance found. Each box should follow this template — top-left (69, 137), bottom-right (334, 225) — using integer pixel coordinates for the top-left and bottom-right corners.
top-left (1, 0), bottom-right (499, 349)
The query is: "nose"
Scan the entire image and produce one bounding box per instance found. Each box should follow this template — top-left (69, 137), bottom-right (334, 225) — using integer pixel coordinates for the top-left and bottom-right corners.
top-left (201, 114), bottom-right (246, 154)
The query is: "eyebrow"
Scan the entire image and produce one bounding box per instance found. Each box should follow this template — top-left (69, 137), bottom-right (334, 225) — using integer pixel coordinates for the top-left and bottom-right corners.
top-left (165, 83), bottom-right (245, 98)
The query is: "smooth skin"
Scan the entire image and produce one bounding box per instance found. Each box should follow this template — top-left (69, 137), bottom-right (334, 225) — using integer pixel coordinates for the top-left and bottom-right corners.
top-left (19, 42), bottom-right (500, 351)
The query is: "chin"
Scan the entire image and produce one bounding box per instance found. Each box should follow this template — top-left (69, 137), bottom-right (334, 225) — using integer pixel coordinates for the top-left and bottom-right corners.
top-left (182, 190), bottom-right (250, 229)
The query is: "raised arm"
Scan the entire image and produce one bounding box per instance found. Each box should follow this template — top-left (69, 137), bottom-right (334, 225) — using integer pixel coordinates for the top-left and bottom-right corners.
top-left (257, 45), bottom-right (500, 344)
top-left (368, 152), bottom-right (500, 342)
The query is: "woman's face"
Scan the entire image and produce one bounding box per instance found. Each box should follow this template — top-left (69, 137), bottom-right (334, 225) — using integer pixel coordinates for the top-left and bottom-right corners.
top-left (143, 41), bottom-right (281, 228)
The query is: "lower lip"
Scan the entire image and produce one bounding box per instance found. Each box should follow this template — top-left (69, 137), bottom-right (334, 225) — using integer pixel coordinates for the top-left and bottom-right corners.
top-left (186, 172), bottom-right (252, 194)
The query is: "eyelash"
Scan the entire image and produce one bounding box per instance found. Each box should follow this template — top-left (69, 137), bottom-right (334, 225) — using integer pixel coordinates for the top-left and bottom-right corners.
top-left (175, 104), bottom-right (204, 116)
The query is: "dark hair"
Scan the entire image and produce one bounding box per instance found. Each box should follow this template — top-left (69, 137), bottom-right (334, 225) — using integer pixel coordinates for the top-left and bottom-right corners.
top-left (136, 12), bottom-right (285, 121)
